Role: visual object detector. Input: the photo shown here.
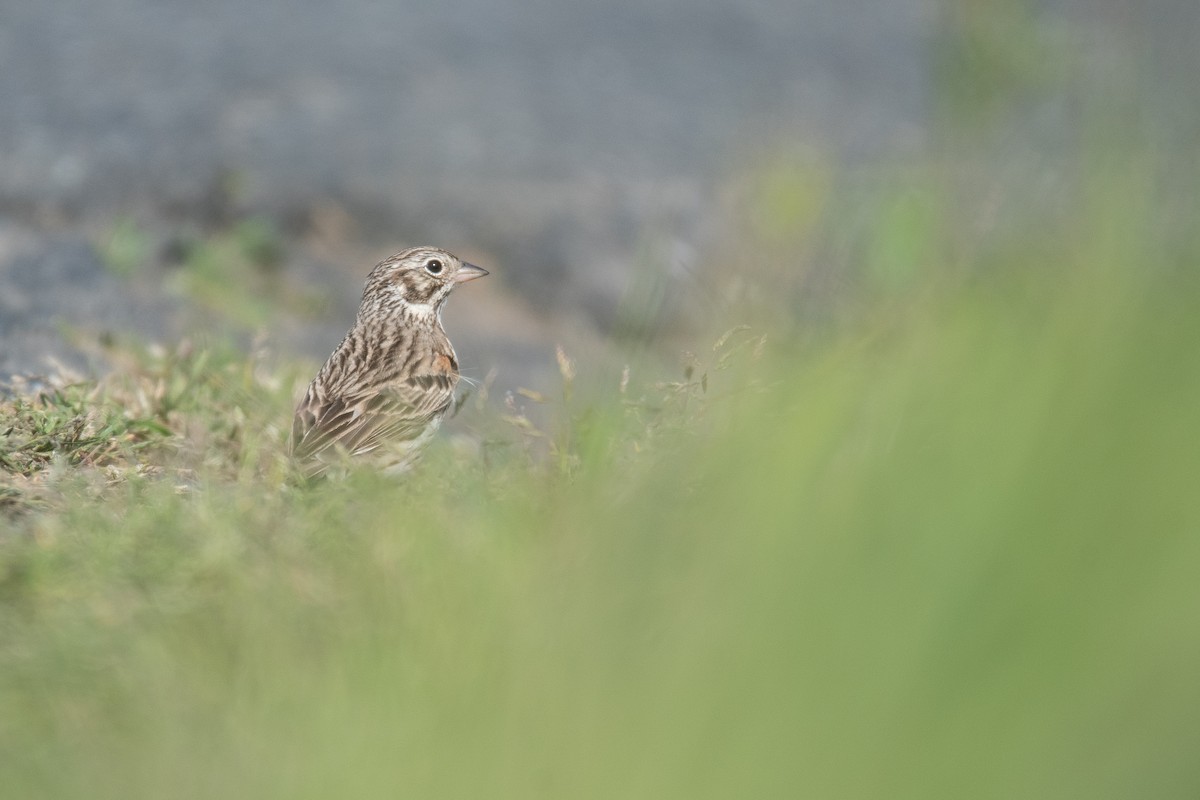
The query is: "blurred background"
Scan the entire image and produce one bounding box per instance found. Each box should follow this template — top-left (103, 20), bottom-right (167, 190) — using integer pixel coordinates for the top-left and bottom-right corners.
top-left (2, 0), bottom-right (1192, 396)
top-left (3, 4), bottom-right (1200, 798)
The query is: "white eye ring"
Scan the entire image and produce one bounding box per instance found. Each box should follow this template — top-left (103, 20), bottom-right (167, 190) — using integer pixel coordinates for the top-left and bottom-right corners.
top-left (425, 259), bottom-right (444, 275)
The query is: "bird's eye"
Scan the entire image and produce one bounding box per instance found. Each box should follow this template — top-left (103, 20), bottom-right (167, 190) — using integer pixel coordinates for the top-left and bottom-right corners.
top-left (425, 259), bottom-right (444, 275)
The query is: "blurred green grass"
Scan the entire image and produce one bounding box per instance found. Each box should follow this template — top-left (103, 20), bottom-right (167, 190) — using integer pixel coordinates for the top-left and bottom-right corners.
top-left (4, 5), bottom-right (1200, 796)
top-left (3, 208), bottom-right (1198, 797)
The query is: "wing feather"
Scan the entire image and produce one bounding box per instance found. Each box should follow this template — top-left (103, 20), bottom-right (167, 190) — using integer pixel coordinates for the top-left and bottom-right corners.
top-left (291, 372), bottom-right (456, 475)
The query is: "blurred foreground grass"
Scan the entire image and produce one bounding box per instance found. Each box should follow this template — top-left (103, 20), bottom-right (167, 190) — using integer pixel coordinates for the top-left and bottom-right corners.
top-left (3, 172), bottom-right (1199, 799)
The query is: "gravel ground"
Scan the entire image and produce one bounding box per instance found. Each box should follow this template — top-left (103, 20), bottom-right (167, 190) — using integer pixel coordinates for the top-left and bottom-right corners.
top-left (0, 0), bottom-right (1187, 387)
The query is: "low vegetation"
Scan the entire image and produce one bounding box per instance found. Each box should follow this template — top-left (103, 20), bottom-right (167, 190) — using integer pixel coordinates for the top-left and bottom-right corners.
top-left (3, 190), bottom-right (1198, 797)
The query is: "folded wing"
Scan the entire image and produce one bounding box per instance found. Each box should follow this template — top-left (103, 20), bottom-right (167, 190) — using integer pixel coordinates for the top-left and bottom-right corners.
top-left (291, 372), bottom-right (456, 476)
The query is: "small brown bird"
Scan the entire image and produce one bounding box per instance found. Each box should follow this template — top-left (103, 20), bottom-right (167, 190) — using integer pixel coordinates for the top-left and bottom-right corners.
top-left (291, 246), bottom-right (488, 477)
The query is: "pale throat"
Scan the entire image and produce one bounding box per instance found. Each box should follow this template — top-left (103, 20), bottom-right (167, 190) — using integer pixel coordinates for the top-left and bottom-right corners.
top-left (389, 284), bottom-right (446, 326)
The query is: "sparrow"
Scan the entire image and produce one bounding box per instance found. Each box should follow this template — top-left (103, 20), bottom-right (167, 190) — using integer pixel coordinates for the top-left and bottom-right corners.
top-left (291, 246), bottom-right (488, 478)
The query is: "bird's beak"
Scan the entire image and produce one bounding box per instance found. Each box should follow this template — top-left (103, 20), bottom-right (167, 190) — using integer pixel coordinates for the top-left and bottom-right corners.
top-left (455, 262), bottom-right (489, 283)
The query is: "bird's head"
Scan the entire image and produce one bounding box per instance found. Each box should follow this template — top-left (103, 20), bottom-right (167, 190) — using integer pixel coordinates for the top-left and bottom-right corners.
top-left (360, 246), bottom-right (488, 321)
